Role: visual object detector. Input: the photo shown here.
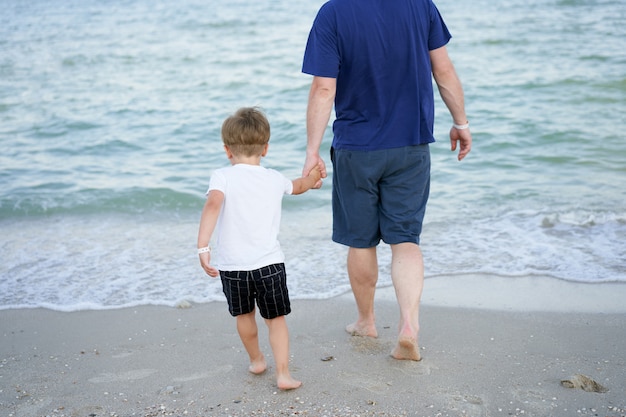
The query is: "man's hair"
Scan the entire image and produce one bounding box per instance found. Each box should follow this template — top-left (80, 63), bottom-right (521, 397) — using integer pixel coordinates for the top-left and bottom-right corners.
top-left (221, 107), bottom-right (270, 157)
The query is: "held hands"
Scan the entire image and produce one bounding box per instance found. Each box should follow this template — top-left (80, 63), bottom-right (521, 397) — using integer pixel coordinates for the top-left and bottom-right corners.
top-left (198, 251), bottom-right (219, 278)
top-left (307, 162), bottom-right (323, 183)
top-left (302, 153), bottom-right (327, 189)
top-left (450, 125), bottom-right (472, 161)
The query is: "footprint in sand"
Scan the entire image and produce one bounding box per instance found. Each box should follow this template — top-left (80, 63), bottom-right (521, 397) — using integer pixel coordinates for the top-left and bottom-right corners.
top-left (445, 393), bottom-right (486, 415)
top-left (172, 365), bottom-right (233, 382)
top-left (88, 369), bottom-right (158, 383)
top-left (339, 370), bottom-right (390, 394)
top-left (349, 335), bottom-right (391, 355)
top-left (391, 358), bottom-right (431, 376)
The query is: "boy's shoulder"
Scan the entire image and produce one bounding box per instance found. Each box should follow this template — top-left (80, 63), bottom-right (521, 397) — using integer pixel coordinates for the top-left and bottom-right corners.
top-left (213, 164), bottom-right (287, 180)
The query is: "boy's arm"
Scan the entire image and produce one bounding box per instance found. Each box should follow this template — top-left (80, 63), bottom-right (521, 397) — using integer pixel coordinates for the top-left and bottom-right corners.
top-left (197, 190), bottom-right (224, 277)
top-left (292, 164), bottom-right (322, 195)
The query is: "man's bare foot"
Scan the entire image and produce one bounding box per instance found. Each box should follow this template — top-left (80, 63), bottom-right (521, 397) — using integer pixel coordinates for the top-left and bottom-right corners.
top-left (391, 335), bottom-right (421, 361)
top-left (248, 356), bottom-right (267, 374)
top-left (277, 375), bottom-right (302, 390)
top-left (346, 322), bottom-right (378, 338)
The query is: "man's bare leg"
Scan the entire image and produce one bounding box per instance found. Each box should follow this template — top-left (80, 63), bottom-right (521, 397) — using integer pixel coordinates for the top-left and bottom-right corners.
top-left (390, 242), bottom-right (424, 361)
top-left (345, 246), bottom-right (379, 338)
top-left (236, 311), bottom-right (268, 373)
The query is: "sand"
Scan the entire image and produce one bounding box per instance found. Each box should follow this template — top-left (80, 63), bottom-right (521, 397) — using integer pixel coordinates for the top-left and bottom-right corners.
top-left (1, 276), bottom-right (625, 417)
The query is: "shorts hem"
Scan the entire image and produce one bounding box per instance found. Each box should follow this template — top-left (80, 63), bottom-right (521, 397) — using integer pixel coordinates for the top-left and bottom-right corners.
top-left (333, 236), bottom-right (421, 247)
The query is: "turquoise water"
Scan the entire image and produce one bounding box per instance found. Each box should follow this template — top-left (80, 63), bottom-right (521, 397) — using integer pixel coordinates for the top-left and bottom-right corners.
top-left (1, 0), bottom-right (625, 310)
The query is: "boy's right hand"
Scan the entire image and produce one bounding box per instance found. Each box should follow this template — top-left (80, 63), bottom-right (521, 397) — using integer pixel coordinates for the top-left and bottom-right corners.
top-left (199, 252), bottom-right (219, 277)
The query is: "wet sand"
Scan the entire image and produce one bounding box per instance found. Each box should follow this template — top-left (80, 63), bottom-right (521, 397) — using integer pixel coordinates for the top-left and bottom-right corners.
top-left (1, 277), bottom-right (625, 417)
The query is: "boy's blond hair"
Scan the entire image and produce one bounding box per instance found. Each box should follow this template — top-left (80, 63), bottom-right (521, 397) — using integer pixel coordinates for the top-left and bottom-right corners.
top-left (221, 107), bottom-right (270, 157)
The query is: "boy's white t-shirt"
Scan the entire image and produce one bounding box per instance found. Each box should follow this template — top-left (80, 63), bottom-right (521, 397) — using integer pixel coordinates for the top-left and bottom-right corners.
top-left (207, 164), bottom-right (294, 271)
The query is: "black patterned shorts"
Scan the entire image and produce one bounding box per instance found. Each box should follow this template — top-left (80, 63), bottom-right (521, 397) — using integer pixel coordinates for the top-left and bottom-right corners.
top-left (219, 263), bottom-right (291, 319)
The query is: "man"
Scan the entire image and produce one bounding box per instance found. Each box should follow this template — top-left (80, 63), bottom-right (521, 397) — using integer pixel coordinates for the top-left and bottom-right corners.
top-left (301, 0), bottom-right (472, 361)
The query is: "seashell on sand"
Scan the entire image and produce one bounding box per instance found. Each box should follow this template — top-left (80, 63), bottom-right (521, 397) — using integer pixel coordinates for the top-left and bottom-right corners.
top-left (560, 374), bottom-right (608, 393)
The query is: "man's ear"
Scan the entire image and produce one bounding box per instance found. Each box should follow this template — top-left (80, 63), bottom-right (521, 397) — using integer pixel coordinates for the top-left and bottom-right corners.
top-left (224, 145), bottom-right (233, 159)
top-left (261, 143), bottom-right (269, 157)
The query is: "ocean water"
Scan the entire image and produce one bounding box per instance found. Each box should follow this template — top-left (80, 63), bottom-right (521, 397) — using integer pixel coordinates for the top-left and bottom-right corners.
top-left (1, 0), bottom-right (625, 311)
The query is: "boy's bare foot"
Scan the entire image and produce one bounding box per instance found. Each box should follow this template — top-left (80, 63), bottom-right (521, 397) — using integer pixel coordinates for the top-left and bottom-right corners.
top-left (277, 375), bottom-right (302, 391)
top-left (248, 356), bottom-right (267, 374)
top-left (345, 322), bottom-right (378, 338)
top-left (391, 335), bottom-right (421, 361)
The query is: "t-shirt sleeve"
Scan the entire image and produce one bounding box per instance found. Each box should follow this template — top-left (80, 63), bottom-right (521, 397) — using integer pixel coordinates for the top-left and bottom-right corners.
top-left (428, 1), bottom-right (452, 51)
top-left (302, 3), bottom-right (340, 78)
top-left (283, 174), bottom-right (294, 195)
top-left (207, 169), bottom-right (226, 196)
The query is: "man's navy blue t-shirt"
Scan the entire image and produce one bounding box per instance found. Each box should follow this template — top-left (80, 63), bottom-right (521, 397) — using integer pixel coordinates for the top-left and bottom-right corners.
top-left (303, 0), bottom-right (451, 150)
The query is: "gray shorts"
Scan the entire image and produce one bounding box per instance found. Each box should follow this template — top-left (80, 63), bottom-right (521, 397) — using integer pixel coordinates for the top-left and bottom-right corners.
top-left (220, 263), bottom-right (290, 319)
top-left (331, 145), bottom-right (430, 248)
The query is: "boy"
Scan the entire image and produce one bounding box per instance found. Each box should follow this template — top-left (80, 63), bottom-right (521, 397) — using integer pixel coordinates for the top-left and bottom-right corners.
top-left (197, 107), bottom-right (321, 390)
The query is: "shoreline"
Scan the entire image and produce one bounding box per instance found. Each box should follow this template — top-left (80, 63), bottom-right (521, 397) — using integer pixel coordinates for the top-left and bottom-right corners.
top-left (417, 274), bottom-right (626, 313)
top-left (2, 276), bottom-right (625, 417)
top-left (3, 273), bottom-right (625, 314)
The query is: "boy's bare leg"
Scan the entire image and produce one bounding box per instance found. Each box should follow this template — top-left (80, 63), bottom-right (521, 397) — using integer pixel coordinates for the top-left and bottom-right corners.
top-left (345, 247), bottom-right (379, 338)
top-left (236, 311), bottom-right (267, 374)
top-left (265, 315), bottom-right (302, 390)
top-left (389, 242), bottom-right (424, 361)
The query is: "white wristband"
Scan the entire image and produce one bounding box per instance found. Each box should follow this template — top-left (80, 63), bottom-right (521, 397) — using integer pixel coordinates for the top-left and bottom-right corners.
top-left (453, 121), bottom-right (470, 130)
top-left (197, 246), bottom-right (211, 254)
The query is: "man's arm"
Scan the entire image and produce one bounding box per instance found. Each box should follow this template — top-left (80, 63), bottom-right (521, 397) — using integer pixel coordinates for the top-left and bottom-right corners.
top-left (430, 46), bottom-right (472, 161)
top-left (303, 76), bottom-right (336, 186)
